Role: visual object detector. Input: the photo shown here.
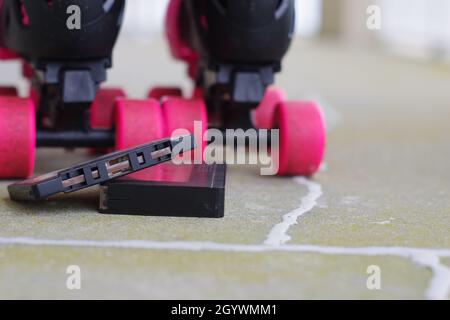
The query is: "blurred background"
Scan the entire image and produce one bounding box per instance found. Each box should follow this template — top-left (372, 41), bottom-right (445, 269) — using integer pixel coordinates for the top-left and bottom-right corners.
top-left (121, 0), bottom-right (450, 58)
top-left (109, 0), bottom-right (450, 107)
top-left (2, 0), bottom-right (449, 96)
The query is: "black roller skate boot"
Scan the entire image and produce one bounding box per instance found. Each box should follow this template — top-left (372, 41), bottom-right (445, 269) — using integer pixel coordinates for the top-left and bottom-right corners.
top-left (0, 0), bottom-right (126, 178)
top-left (154, 0), bottom-right (326, 176)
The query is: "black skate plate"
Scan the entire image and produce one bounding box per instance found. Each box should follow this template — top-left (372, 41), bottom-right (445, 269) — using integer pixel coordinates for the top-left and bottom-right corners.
top-left (99, 163), bottom-right (226, 218)
top-left (8, 135), bottom-right (195, 201)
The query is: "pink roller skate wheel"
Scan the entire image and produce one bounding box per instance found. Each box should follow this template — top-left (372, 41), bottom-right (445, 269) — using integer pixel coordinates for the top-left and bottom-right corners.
top-left (115, 98), bottom-right (165, 151)
top-left (275, 101), bottom-right (326, 176)
top-left (0, 97), bottom-right (36, 178)
top-left (254, 86), bottom-right (286, 129)
top-left (91, 88), bottom-right (126, 129)
top-left (162, 97), bottom-right (208, 161)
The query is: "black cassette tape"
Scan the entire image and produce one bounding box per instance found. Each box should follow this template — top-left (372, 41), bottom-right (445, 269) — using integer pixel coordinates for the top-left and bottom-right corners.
top-left (8, 135), bottom-right (195, 201)
top-left (99, 163), bottom-right (226, 218)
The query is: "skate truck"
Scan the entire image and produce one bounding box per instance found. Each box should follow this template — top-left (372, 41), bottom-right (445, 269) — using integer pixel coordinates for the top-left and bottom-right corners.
top-left (0, 0), bottom-right (325, 179)
top-left (150, 0), bottom-right (326, 176)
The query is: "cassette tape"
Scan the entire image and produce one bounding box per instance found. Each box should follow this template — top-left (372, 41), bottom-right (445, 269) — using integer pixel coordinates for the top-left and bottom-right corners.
top-left (8, 135), bottom-right (195, 201)
top-left (99, 163), bottom-right (226, 218)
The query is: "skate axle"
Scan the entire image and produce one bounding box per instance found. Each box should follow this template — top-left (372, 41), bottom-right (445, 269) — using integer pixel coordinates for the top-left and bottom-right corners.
top-left (36, 129), bottom-right (114, 148)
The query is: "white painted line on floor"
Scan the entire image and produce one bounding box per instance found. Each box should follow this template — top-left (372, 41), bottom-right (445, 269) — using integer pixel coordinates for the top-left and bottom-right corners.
top-left (0, 236), bottom-right (449, 257)
top-left (264, 177), bottom-right (322, 246)
top-left (261, 175), bottom-right (449, 300)
top-left (0, 237), bottom-right (449, 299)
top-left (411, 252), bottom-right (450, 300)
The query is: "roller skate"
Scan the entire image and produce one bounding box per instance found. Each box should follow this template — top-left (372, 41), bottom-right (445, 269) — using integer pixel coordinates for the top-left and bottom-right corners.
top-left (0, 0), bottom-right (135, 179)
top-left (150, 0), bottom-right (326, 176)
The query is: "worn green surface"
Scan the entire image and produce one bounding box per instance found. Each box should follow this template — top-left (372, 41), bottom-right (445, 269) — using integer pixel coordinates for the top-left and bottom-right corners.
top-left (0, 39), bottom-right (449, 299)
top-left (0, 247), bottom-right (430, 300)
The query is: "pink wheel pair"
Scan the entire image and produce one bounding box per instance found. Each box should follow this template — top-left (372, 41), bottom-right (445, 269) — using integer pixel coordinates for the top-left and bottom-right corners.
top-left (115, 95), bottom-right (207, 163)
top-left (146, 85), bottom-right (326, 176)
top-left (0, 87), bottom-right (129, 178)
top-left (254, 87), bottom-right (326, 176)
top-left (89, 87), bottom-right (204, 158)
